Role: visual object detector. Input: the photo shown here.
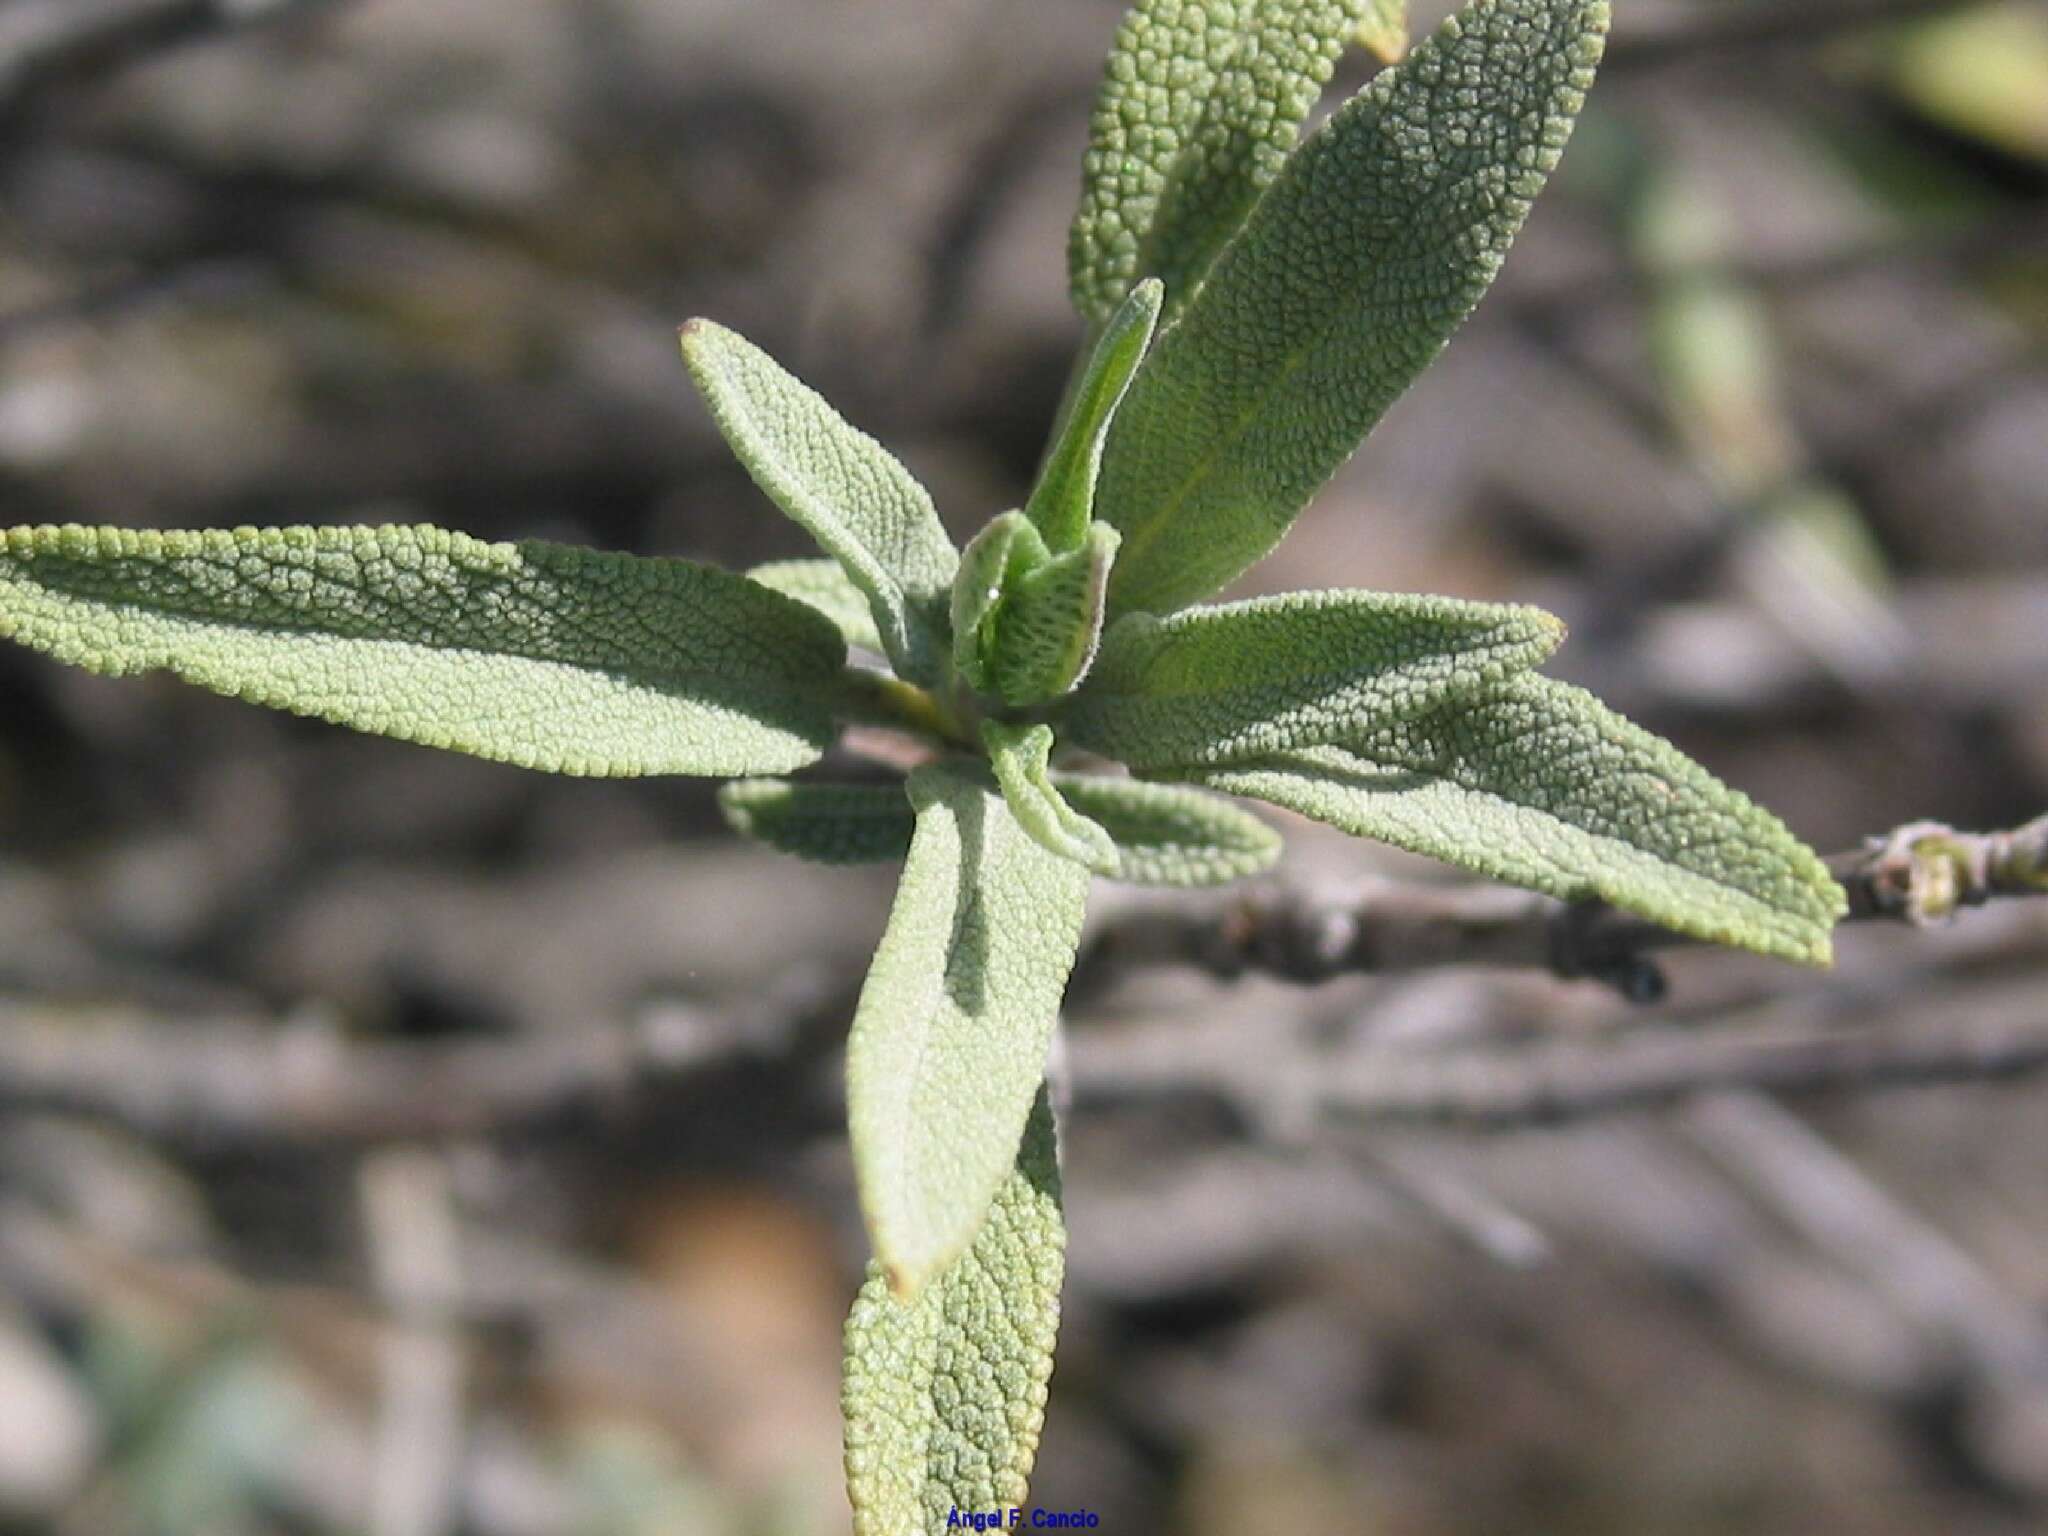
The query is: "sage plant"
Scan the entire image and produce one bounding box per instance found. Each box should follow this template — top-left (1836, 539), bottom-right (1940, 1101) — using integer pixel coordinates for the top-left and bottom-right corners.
top-left (0, 0), bottom-right (1845, 1526)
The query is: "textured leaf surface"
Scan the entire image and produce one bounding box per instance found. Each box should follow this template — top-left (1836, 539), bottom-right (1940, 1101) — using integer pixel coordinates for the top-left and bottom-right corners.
top-left (846, 764), bottom-right (1090, 1298)
top-left (1182, 673), bottom-right (1844, 962)
top-left (681, 321), bottom-right (957, 684)
top-left (718, 779), bottom-right (913, 864)
top-left (1058, 589), bottom-right (1562, 769)
top-left (1054, 773), bottom-right (1281, 885)
top-left (951, 512), bottom-right (1048, 697)
top-left (1097, 0), bottom-right (1609, 615)
top-left (985, 523), bottom-right (1121, 708)
top-left (983, 722), bottom-right (1120, 876)
top-left (843, 1088), bottom-right (1063, 1536)
top-left (747, 558), bottom-right (885, 653)
top-left (1026, 279), bottom-right (1160, 554)
top-left (1356, 0), bottom-right (1407, 59)
top-left (0, 524), bottom-right (845, 777)
top-left (1070, 0), bottom-right (1368, 328)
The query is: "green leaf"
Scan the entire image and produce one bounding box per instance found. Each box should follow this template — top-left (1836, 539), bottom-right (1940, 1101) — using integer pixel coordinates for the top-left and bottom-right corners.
top-left (842, 1086), bottom-right (1064, 1536)
top-left (680, 321), bottom-right (958, 685)
top-left (1054, 773), bottom-right (1282, 886)
top-left (747, 558), bottom-right (885, 654)
top-left (846, 763), bottom-right (1091, 1297)
top-left (1027, 279), bottom-right (1162, 554)
top-left (985, 523), bottom-right (1122, 708)
top-left (1097, 0), bottom-right (1610, 616)
top-left (951, 512), bottom-right (1050, 696)
top-left (982, 722), bottom-right (1120, 876)
top-left (1355, 0), bottom-right (1407, 61)
top-left (1070, 0), bottom-right (1370, 328)
top-left (0, 524), bottom-right (845, 777)
top-left (1178, 673), bottom-right (1845, 963)
top-left (1057, 588), bottom-right (1563, 770)
top-left (718, 779), bottom-right (913, 864)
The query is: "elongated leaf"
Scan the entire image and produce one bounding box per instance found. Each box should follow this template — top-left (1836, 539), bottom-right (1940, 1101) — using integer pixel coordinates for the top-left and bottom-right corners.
top-left (843, 1086), bottom-right (1064, 1536)
top-left (1026, 279), bottom-right (1161, 554)
top-left (681, 321), bottom-right (957, 684)
top-left (747, 558), bottom-right (885, 653)
top-left (1054, 773), bottom-right (1281, 885)
top-left (1179, 673), bottom-right (1844, 963)
top-left (846, 764), bottom-right (1091, 1297)
top-left (719, 779), bottom-right (913, 864)
top-left (1058, 588), bottom-right (1562, 770)
top-left (951, 512), bottom-right (1049, 696)
top-left (1098, 0), bottom-right (1609, 616)
top-left (1070, 0), bottom-right (1368, 327)
top-left (986, 523), bottom-right (1121, 708)
top-left (0, 524), bottom-right (844, 777)
top-left (983, 722), bottom-right (1120, 876)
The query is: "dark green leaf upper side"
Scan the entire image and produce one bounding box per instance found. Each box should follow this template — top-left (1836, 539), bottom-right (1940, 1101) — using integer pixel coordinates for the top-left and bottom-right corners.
top-left (1096, 0), bottom-right (1610, 616)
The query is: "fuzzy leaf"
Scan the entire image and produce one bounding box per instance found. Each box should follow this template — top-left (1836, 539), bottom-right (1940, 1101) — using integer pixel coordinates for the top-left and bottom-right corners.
top-left (747, 558), bottom-right (885, 654)
top-left (1054, 773), bottom-right (1282, 886)
top-left (0, 523), bottom-right (845, 777)
top-left (846, 763), bottom-right (1090, 1298)
top-left (1058, 588), bottom-right (1562, 770)
top-left (1097, 0), bottom-right (1609, 616)
top-left (983, 722), bottom-right (1120, 876)
top-left (719, 779), bottom-right (913, 864)
top-left (681, 321), bottom-right (957, 684)
top-left (951, 512), bottom-right (1049, 696)
top-left (1027, 279), bottom-right (1162, 554)
top-left (1180, 673), bottom-right (1845, 963)
top-left (985, 523), bottom-right (1121, 708)
top-left (1070, 0), bottom-right (1369, 328)
top-left (1356, 0), bottom-right (1407, 60)
top-left (843, 1086), bottom-right (1064, 1536)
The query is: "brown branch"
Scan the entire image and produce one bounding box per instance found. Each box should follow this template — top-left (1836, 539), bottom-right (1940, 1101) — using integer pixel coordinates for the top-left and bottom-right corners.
top-left (1079, 814), bottom-right (2048, 1002)
top-left (0, 0), bottom-right (345, 110)
top-left (1072, 980), bottom-right (2048, 1132)
top-left (0, 964), bottom-right (847, 1148)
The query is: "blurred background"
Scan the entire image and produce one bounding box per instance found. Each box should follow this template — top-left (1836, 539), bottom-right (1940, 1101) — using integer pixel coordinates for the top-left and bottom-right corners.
top-left (0, 0), bottom-right (2045, 1532)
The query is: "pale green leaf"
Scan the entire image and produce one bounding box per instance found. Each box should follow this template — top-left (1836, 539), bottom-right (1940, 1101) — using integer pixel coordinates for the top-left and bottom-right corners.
top-left (983, 722), bottom-right (1120, 876)
top-left (1026, 279), bottom-right (1161, 554)
top-left (1097, 0), bottom-right (1610, 616)
top-left (681, 321), bottom-right (957, 684)
top-left (718, 779), bottom-right (913, 864)
top-left (985, 523), bottom-right (1121, 708)
top-left (1179, 673), bottom-right (1845, 963)
top-left (1070, 0), bottom-right (1369, 328)
top-left (846, 763), bottom-right (1091, 1297)
top-left (0, 523), bottom-right (845, 777)
top-left (951, 512), bottom-right (1049, 696)
top-left (1057, 588), bottom-right (1563, 770)
top-left (843, 1087), bottom-right (1064, 1536)
top-left (747, 558), bottom-right (885, 654)
top-left (1355, 0), bottom-right (1407, 61)
top-left (1054, 773), bottom-right (1282, 885)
